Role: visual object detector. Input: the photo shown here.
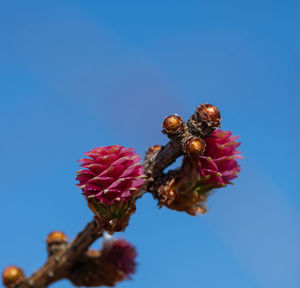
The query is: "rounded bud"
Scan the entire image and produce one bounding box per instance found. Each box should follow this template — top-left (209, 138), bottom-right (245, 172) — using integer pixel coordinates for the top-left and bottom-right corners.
top-left (187, 104), bottom-right (221, 138)
top-left (162, 115), bottom-right (184, 136)
top-left (46, 231), bottom-right (68, 256)
top-left (184, 137), bottom-right (206, 158)
top-left (46, 231), bottom-right (68, 243)
top-left (196, 104), bottom-right (221, 125)
top-left (2, 266), bottom-right (24, 288)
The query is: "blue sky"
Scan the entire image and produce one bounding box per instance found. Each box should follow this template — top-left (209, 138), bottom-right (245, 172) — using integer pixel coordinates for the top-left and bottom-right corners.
top-left (0, 1), bottom-right (299, 288)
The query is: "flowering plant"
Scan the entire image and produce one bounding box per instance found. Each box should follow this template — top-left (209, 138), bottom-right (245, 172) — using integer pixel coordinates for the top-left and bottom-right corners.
top-left (3, 104), bottom-right (242, 288)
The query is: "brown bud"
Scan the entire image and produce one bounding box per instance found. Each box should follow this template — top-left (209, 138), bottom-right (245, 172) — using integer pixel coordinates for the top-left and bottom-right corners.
top-left (196, 104), bottom-right (221, 125)
top-left (184, 137), bottom-right (206, 158)
top-left (162, 115), bottom-right (184, 136)
top-left (46, 231), bottom-right (68, 243)
top-left (46, 231), bottom-right (68, 256)
top-left (187, 104), bottom-right (221, 138)
top-left (2, 266), bottom-right (24, 288)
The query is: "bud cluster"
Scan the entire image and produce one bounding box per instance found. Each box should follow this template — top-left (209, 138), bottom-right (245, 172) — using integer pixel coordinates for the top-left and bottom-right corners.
top-left (157, 104), bottom-right (241, 215)
top-left (162, 104), bottom-right (221, 159)
top-left (2, 102), bottom-right (241, 288)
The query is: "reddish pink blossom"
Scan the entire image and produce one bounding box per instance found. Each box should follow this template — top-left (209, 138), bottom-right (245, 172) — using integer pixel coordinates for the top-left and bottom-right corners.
top-left (102, 238), bottom-right (137, 278)
top-left (76, 145), bottom-right (144, 205)
top-left (197, 129), bottom-right (242, 188)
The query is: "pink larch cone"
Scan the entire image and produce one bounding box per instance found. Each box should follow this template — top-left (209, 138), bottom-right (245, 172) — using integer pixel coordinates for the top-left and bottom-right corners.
top-left (101, 238), bottom-right (137, 279)
top-left (68, 238), bottom-right (137, 287)
top-left (77, 145), bottom-right (144, 205)
top-left (156, 129), bottom-right (242, 216)
top-left (76, 145), bottom-right (144, 231)
top-left (197, 129), bottom-right (242, 189)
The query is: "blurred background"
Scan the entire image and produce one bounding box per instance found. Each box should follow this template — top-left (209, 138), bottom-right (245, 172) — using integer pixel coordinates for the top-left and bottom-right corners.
top-left (0, 1), bottom-right (299, 288)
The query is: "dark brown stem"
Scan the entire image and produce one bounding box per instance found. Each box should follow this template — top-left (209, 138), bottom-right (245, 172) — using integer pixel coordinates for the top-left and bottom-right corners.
top-left (143, 140), bottom-right (182, 184)
top-left (19, 221), bottom-right (103, 288)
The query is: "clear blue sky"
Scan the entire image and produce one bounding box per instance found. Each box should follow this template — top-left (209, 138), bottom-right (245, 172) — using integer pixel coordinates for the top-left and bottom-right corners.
top-left (0, 1), bottom-right (299, 288)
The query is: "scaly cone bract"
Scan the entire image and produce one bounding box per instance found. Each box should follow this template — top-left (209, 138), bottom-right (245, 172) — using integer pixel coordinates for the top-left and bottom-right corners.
top-left (76, 145), bottom-right (145, 232)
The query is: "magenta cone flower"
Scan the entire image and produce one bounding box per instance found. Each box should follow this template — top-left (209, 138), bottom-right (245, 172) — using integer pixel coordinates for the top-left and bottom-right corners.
top-left (76, 145), bottom-right (144, 205)
top-left (197, 129), bottom-right (242, 188)
top-left (102, 239), bottom-right (137, 278)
